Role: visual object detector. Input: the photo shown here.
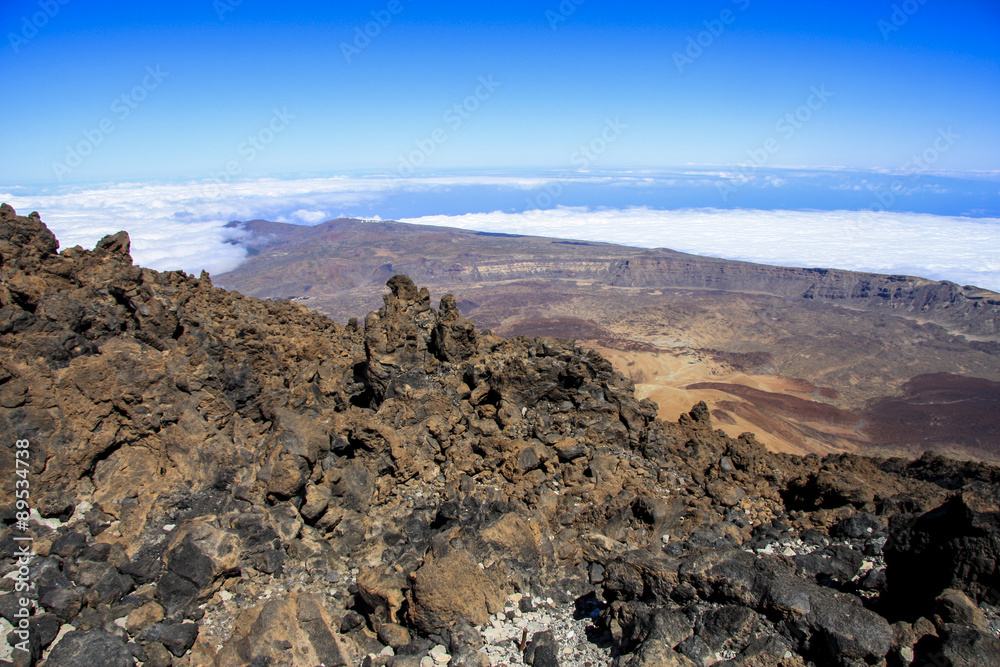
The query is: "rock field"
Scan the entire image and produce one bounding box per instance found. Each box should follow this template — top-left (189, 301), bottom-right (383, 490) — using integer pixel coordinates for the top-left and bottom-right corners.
top-left (0, 204), bottom-right (998, 666)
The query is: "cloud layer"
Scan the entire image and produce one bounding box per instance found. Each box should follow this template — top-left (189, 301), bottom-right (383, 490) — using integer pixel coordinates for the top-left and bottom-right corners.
top-left (0, 175), bottom-right (586, 274)
top-left (2, 175), bottom-right (998, 292)
top-left (401, 208), bottom-right (1000, 291)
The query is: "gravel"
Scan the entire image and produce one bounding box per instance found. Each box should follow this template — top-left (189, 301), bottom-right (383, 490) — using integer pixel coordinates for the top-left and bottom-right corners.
top-left (478, 593), bottom-right (614, 667)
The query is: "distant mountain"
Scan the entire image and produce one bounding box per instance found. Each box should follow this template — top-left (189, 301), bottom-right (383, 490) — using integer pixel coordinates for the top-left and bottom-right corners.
top-left (216, 217), bottom-right (1000, 462)
top-left (219, 217), bottom-right (1000, 337)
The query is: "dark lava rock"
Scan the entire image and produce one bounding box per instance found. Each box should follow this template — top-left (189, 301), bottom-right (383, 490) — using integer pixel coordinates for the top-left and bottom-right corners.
top-left (139, 621), bottom-right (199, 657)
top-left (696, 605), bottom-right (761, 655)
top-left (25, 613), bottom-right (61, 650)
top-left (39, 587), bottom-right (85, 623)
top-left (139, 642), bottom-right (173, 667)
top-left (49, 531), bottom-right (88, 559)
top-left (885, 495), bottom-right (1000, 616)
top-left (831, 512), bottom-right (884, 540)
top-left (340, 610), bottom-right (365, 633)
top-left (915, 624), bottom-right (1000, 667)
top-left (523, 630), bottom-right (560, 667)
top-left (793, 544), bottom-right (863, 585)
top-left (44, 630), bottom-right (135, 667)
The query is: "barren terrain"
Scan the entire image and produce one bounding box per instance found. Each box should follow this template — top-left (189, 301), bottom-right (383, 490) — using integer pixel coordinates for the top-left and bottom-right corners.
top-left (216, 218), bottom-right (1000, 461)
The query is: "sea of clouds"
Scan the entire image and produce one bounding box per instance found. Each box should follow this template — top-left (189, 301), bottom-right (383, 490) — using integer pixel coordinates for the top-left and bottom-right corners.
top-left (401, 207), bottom-right (1000, 291)
top-left (2, 175), bottom-right (998, 292)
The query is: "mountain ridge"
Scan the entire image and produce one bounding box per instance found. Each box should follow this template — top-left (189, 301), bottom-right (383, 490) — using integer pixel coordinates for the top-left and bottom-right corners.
top-left (219, 217), bottom-right (1000, 338)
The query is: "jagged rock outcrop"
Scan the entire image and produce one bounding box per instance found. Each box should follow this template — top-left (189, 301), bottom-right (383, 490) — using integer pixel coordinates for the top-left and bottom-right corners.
top-left (0, 205), bottom-right (998, 666)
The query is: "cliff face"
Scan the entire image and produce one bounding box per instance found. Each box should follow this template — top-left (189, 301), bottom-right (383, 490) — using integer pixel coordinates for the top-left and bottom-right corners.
top-left (2, 205), bottom-right (999, 666)
top-left (606, 256), bottom-right (1000, 336)
top-left (217, 217), bottom-right (1000, 338)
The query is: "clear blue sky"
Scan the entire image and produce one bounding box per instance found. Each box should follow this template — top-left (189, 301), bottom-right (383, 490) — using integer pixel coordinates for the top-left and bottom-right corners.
top-left (1, 0), bottom-right (998, 185)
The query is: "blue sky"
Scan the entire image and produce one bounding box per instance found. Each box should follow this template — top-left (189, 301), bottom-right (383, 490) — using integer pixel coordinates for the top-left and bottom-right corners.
top-left (2, 0), bottom-right (998, 183)
top-left (1, 1), bottom-right (999, 291)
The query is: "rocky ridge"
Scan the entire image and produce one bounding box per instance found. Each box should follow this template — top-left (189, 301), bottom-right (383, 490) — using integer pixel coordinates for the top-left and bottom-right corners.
top-left (1, 204), bottom-right (999, 666)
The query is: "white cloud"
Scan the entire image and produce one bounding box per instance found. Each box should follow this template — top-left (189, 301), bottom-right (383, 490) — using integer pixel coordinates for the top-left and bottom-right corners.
top-left (0, 175), bottom-right (569, 275)
top-left (287, 209), bottom-right (329, 224)
top-left (399, 207), bottom-right (1000, 292)
top-left (2, 175), bottom-right (998, 292)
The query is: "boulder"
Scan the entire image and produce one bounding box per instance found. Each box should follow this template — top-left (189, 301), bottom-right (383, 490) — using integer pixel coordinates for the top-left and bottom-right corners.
top-left (885, 496), bottom-right (1000, 615)
top-left (44, 630), bottom-right (135, 667)
top-left (157, 518), bottom-right (241, 615)
top-left (408, 549), bottom-right (506, 634)
top-left (215, 592), bottom-right (356, 667)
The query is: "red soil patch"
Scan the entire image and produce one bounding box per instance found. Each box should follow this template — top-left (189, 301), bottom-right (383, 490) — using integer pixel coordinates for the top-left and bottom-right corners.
top-left (496, 317), bottom-right (615, 340)
top-left (686, 382), bottom-right (859, 428)
top-left (861, 373), bottom-right (1000, 460)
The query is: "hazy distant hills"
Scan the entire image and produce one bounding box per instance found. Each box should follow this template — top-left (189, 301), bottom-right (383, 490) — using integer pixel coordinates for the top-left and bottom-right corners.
top-left (217, 217), bottom-right (1000, 462)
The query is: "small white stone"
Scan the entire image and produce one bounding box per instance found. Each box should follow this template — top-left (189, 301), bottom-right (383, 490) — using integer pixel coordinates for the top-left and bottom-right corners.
top-left (430, 644), bottom-right (451, 665)
top-left (420, 658), bottom-right (435, 667)
top-left (163, 524), bottom-right (176, 532)
top-left (380, 646), bottom-right (395, 657)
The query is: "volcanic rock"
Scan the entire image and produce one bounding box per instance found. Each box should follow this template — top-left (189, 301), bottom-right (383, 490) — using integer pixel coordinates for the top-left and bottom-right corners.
top-left (884, 495), bottom-right (1000, 616)
top-left (215, 592), bottom-right (357, 667)
top-left (43, 629), bottom-right (135, 666)
top-left (0, 207), bottom-right (998, 666)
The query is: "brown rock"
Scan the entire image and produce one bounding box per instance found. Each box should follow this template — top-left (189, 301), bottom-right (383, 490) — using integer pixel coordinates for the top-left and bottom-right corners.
top-left (408, 550), bottom-right (507, 634)
top-left (377, 622), bottom-right (411, 649)
top-left (216, 592), bottom-right (357, 667)
top-left (358, 565), bottom-right (409, 625)
top-left (935, 588), bottom-right (987, 630)
top-left (126, 600), bottom-right (165, 636)
top-left (707, 479), bottom-right (746, 508)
